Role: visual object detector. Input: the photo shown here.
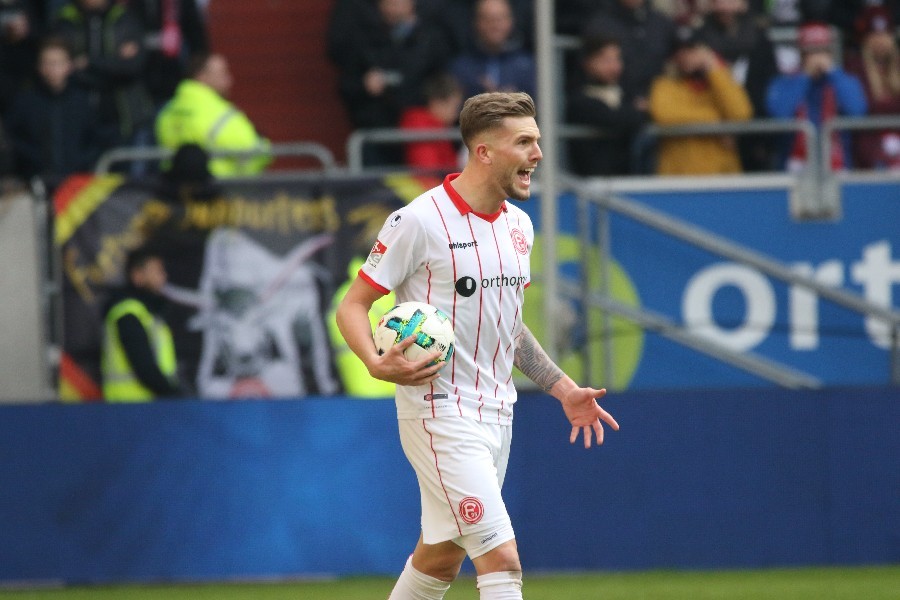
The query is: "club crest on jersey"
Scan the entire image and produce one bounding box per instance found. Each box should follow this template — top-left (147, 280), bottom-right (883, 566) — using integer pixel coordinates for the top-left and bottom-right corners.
top-left (368, 239), bottom-right (388, 268)
top-left (510, 228), bottom-right (528, 255)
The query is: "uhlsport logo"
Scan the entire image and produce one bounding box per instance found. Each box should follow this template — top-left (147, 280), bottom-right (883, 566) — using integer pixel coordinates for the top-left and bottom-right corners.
top-left (449, 240), bottom-right (477, 250)
top-left (455, 274), bottom-right (527, 297)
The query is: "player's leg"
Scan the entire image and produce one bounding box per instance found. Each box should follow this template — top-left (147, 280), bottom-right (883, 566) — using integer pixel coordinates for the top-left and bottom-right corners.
top-left (391, 420), bottom-right (469, 599)
top-left (469, 423), bottom-right (522, 599)
top-left (388, 531), bottom-right (465, 600)
top-left (410, 531), bottom-right (468, 580)
top-left (471, 539), bottom-right (523, 599)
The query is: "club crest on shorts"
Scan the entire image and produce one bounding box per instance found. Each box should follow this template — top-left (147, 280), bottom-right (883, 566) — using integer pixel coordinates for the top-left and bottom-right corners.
top-left (459, 496), bottom-right (484, 524)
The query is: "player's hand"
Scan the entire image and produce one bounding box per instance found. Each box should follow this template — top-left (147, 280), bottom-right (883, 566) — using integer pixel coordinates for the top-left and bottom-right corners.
top-left (560, 387), bottom-right (619, 449)
top-left (368, 335), bottom-right (444, 386)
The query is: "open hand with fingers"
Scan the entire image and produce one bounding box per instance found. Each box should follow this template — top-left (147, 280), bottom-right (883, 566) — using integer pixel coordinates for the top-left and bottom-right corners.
top-left (368, 335), bottom-right (445, 386)
top-left (561, 387), bottom-right (619, 448)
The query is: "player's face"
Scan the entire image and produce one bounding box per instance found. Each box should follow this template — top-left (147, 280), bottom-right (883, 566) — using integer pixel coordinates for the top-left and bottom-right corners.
top-left (485, 116), bottom-right (541, 202)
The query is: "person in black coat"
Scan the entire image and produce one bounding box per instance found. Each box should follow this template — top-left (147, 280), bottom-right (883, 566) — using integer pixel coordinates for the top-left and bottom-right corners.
top-left (6, 35), bottom-right (101, 190)
top-left (327, 0), bottom-right (452, 165)
top-left (581, 0), bottom-right (677, 102)
top-left (126, 0), bottom-right (210, 106)
top-left (50, 0), bottom-right (154, 149)
top-left (566, 34), bottom-right (649, 176)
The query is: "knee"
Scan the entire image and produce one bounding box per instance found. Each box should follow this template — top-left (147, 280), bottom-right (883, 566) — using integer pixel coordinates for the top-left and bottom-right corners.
top-left (411, 548), bottom-right (465, 582)
top-left (413, 557), bottom-right (462, 582)
top-left (474, 540), bottom-right (521, 573)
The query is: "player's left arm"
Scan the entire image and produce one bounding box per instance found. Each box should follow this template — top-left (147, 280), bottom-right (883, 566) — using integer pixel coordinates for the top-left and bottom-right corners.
top-left (514, 324), bottom-right (619, 448)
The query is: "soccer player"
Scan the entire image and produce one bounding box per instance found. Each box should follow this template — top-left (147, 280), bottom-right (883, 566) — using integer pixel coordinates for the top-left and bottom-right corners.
top-left (336, 91), bottom-right (618, 600)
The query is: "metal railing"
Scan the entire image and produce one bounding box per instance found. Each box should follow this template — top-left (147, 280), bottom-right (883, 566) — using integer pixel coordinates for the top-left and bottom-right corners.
top-left (822, 115), bottom-right (900, 177)
top-left (570, 178), bottom-right (900, 388)
top-left (94, 141), bottom-right (338, 175)
top-left (345, 118), bottom-right (818, 172)
top-left (345, 128), bottom-right (462, 174)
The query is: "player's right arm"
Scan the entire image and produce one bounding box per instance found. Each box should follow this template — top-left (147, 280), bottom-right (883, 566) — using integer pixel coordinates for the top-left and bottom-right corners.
top-left (336, 276), bottom-right (443, 387)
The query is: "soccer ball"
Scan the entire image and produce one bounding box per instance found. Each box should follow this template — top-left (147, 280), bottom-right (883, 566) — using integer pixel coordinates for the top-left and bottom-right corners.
top-left (374, 301), bottom-right (455, 366)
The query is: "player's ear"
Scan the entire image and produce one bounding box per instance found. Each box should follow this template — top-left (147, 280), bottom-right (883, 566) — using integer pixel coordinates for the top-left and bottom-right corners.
top-left (474, 142), bottom-right (492, 164)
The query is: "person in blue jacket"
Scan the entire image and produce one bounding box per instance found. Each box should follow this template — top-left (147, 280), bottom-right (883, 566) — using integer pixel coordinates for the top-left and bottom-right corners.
top-left (766, 22), bottom-right (867, 171)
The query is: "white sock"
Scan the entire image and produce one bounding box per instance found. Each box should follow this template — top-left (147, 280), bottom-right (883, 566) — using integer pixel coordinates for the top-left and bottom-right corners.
top-left (476, 570), bottom-right (523, 599)
top-left (388, 556), bottom-right (452, 600)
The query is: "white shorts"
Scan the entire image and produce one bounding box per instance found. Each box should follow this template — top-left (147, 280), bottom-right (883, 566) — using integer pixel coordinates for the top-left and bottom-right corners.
top-left (398, 416), bottom-right (515, 559)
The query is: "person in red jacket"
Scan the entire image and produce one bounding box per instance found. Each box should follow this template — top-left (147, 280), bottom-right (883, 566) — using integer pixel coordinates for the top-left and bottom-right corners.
top-left (398, 72), bottom-right (464, 172)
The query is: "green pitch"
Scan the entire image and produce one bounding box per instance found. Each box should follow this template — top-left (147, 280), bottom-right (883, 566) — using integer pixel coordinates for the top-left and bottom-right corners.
top-left (1, 566), bottom-right (898, 599)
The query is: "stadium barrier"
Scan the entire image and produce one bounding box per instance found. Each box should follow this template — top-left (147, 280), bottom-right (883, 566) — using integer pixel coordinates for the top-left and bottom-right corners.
top-left (567, 180), bottom-right (900, 388)
top-left (94, 141), bottom-right (338, 175)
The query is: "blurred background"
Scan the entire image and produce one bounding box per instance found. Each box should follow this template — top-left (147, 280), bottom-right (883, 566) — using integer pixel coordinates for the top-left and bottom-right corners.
top-left (0, 0), bottom-right (898, 591)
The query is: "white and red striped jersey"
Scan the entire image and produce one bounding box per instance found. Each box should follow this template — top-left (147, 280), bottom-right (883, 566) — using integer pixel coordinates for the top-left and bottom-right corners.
top-left (360, 174), bottom-right (533, 422)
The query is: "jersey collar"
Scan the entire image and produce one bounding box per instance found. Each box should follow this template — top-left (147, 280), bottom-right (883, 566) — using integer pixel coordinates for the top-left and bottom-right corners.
top-left (443, 173), bottom-right (508, 223)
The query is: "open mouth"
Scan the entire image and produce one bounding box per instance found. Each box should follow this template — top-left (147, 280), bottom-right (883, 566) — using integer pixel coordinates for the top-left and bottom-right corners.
top-left (518, 168), bottom-right (534, 185)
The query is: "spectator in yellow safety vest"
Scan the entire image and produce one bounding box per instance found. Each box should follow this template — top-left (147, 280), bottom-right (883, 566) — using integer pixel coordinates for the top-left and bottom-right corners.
top-left (155, 52), bottom-right (271, 177)
top-left (102, 247), bottom-right (185, 402)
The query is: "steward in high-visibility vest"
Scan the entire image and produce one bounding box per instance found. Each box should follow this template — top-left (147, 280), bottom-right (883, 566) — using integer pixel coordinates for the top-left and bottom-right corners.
top-left (102, 249), bottom-right (183, 402)
top-left (328, 257), bottom-right (396, 398)
top-left (155, 52), bottom-right (271, 177)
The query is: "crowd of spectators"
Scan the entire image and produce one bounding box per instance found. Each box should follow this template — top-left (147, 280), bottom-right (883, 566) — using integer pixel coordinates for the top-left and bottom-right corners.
top-left (1, 0), bottom-right (899, 191)
top-left (329, 0), bottom-right (900, 176)
top-left (0, 0), bottom-right (209, 192)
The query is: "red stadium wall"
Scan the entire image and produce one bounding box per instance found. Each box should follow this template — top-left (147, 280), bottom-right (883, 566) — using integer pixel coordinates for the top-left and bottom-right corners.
top-left (206, 1), bottom-right (351, 165)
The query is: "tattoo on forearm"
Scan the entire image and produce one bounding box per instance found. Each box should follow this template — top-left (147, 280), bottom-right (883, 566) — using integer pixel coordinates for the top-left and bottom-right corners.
top-left (514, 327), bottom-right (564, 392)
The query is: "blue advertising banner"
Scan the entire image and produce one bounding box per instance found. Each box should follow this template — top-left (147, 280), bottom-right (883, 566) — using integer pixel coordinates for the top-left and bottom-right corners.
top-left (1, 389), bottom-right (898, 584)
top-left (521, 181), bottom-right (900, 389)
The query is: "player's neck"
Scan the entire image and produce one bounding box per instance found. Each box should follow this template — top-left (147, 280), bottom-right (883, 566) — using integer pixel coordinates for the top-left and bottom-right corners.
top-left (451, 170), bottom-right (506, 215)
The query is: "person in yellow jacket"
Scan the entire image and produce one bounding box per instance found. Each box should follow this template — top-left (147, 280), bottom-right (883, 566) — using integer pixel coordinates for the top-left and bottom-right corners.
top-left (102, 248), bottom-right (184, 402)
top-left (155, 52), bottom-right (271, 177)
top-left (328, 256), bottom-right (396, 398)
top-left (649, 28), bottom-right (753, 175)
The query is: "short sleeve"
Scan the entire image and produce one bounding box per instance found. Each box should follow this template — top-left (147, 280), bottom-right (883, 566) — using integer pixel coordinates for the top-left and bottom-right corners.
top-left (358, 208), bottom-right (424, 294)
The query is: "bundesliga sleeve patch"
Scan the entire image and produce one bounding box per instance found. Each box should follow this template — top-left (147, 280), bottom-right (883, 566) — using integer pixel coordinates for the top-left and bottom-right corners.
top-left (367, 239), bottom-right (388, 268)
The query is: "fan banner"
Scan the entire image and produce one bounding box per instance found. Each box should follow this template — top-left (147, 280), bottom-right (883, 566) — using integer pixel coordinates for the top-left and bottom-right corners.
top-left (54, 173), bottom-right (420, 401)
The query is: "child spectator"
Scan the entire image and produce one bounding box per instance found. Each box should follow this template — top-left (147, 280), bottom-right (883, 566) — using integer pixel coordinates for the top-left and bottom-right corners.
top-left (649, 27), bottom-right (753, 175)
top-left (845, 6), bottom-right (900, 170)
top-left (6, 35), bottom-right (101, 190)
top-left (566, 34), bottom-right (650, 175)
top-left (766, 22), bottom-right (868, 171)
top-left (450, 0), bottom-right (536, 98)
top-left (398, 72), bottom-right (463, 172)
